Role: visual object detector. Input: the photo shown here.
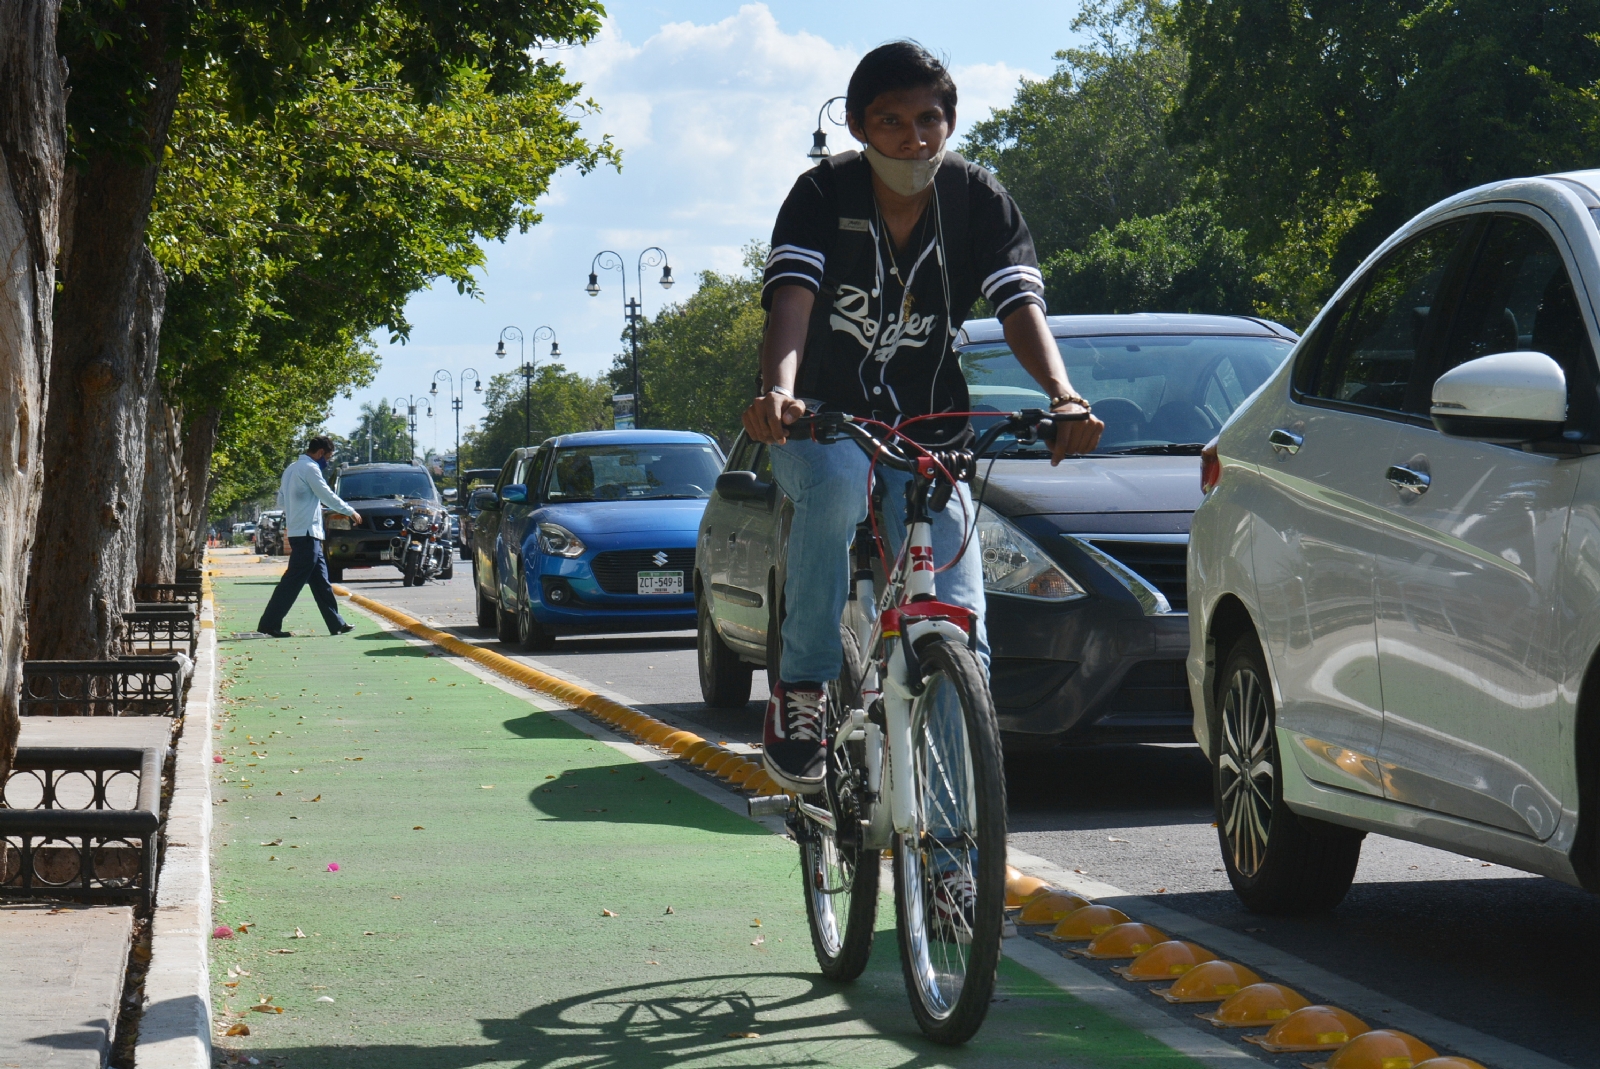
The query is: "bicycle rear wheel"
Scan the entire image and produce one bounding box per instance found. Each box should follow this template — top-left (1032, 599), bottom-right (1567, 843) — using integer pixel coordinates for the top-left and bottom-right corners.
top-left (801, 624), bottom-right (879, 979)
top-left (893, 636), bottom-right (1006, 1045)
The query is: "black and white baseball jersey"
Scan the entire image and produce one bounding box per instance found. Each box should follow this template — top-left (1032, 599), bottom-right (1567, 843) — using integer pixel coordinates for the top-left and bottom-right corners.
top-left (763, 150), bottom-right (1045, 443)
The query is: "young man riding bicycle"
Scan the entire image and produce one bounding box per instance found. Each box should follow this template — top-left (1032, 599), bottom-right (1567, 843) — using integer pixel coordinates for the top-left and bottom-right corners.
top-left (744, 41), bottom-right (1105, 797)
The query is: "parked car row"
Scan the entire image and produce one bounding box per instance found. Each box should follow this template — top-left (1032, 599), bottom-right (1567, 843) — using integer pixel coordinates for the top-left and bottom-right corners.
top-left (462, 170), bottom-right (1600, 911)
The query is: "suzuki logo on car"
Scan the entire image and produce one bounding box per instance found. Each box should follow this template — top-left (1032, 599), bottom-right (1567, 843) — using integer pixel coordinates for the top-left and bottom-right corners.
top-left (652, 551), bottom-right (669, 567)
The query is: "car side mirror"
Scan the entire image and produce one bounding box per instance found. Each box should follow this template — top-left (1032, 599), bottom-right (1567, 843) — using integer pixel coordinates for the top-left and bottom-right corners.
top-left (499, 483), bottom-right (528, 505)
top-left (1431, 351), bottom-right (1567, 443)
top-left (715, 470), bottom-right (772, 502)
top-left (469, 488), bottom-right (498, 511)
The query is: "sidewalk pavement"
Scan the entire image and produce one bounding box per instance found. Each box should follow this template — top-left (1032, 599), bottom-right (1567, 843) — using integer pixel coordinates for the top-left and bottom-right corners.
top-left (208, 576), bottom-right (1204, 1068)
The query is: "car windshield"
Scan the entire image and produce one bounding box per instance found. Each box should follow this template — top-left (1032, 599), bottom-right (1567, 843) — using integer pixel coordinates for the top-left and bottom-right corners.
top-left (543, 444), bottom-right (723, 502)
top-left (336, 470), bottom-right (438, 501)
top-left (961, 333), bottom-right (1294, 456)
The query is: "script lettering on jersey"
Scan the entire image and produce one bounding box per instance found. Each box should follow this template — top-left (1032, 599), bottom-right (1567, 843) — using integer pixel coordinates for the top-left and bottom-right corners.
top-left (828, 284), bottom-right (939, 363)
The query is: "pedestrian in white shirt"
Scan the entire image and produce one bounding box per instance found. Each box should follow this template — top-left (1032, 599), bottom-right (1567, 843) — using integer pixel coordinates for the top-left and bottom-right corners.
top-left (256, 436), bottom-right (363, 637)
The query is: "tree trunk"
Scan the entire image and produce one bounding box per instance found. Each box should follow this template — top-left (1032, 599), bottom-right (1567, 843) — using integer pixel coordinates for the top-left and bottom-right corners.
top-left (0, 0), bottom-right (66, 778)
top-left (175, 405), bottom-right (219, 572)
top-left (137, 384), bottom-right (180, 586)
top-left (26, 43), bottom-right (180, 660)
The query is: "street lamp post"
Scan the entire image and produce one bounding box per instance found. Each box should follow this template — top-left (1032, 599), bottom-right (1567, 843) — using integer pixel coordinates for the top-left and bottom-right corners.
top-left (431, 368), bottom-right (483, 505)
top-left (393, 394), bottom-right (432, 463)
top-left (806, 95), bottom-right (848, 161)
top-left (586, 248), bottom-right (673, 429)
top-left (495, 325), bottom-right (560, 446)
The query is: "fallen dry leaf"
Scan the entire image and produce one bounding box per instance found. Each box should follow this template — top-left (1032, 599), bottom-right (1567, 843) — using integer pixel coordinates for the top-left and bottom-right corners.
top-left (309, 795), bottom-right (321, 802)
top-left (727, 1031), bottom-right (760, 1039)
top-left (223, 982), bottom-right (239, 989)
top-left (276, 791), bottom-right (283, 796)
top-left (391, 895), bottom-right (402, 900)
top-left (1155, 887), bottom-right (1167, 894)
top-left (750, 918), bottom-right (762, 927)
top-left (248, 1005), bottom-right (283, 1014)
top-left (235, 922), bottom-right (253, 934)
top-left (268, 949), bottom-right (296, 955)
top-left (317, 995), bottom-right (335, 1003)
top-left (261, 839), bottom-right (282, 847)
top-left (480, 785), bottom-right (494, 789)
top-left (225, 1023), bottom-right (250, 1037)
top-left (664, 906), bottom-right (675, 915)
top-left (291, 928), bottom-right (306, 939)
top-left (544, 775), bottom-right (556, 780)
top-left (601, 909), bottom-right (618, 918)
top-left (646, 960), bottom-right (660, 965)
top-left (750, 935), bottom-right (765, 947)
top-left (1107, 836), bottom-right (1130, 843)
top-left (413, 825), bottom-right (425, 830)
top-left (364, 931), bottom-right (376, 936)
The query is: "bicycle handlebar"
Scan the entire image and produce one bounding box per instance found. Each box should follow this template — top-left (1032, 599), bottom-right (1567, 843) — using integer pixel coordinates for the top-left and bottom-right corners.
top-left (784, 408), bottom-right (1085, 478)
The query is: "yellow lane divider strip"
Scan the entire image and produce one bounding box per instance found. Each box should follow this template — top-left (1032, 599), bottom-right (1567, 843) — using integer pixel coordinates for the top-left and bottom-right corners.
top-left (333, 586), bottom-right (784, 797)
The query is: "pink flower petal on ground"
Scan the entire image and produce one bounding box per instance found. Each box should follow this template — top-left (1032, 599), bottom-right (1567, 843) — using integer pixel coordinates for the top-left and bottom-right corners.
top-left (213, 755), bottom-right (224, 763)
top-left (213, 926), bottom-right (234, 938)
top-left (326, 862), bottom-right (340, 872)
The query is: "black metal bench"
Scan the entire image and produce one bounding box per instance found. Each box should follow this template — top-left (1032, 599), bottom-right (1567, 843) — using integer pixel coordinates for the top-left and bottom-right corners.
top-left (176, 567), bottom-right (202, 583)
top-left (123, 608), bottom-right (197, 657)
top-left (22, 656), bottom-right (191, 717)
top-left (0, 746), bottom-right (161, 907)
top-left (133, 581), bottom-right (202, 606)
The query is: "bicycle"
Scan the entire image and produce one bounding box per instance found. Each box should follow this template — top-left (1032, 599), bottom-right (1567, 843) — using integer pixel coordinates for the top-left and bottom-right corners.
top-left (748, 407), bottom-right (1078, 1045)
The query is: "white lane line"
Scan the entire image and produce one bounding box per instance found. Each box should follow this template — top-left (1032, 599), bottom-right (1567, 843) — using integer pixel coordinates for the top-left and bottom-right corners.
top-left (1008, 847), bottom-right (1575, 1069)
top-left (1004, 939), bottom-right (1262, 1067)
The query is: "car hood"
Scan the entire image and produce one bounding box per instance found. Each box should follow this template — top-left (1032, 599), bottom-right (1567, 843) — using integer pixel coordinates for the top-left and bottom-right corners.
top-left (975, 455), bottom-right (1201, 518)
top-left (534, 499), bottom-right (707, 537)
top-left (339, 496), bottom-right (435, 510)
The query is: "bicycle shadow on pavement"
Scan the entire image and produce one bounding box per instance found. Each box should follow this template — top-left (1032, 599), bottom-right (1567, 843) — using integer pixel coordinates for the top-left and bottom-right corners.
top-left (220, 966), bottom-right (1083, 1069)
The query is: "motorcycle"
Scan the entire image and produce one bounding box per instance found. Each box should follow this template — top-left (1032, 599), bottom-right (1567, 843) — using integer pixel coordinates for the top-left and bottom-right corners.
top-left (393, 498), bottom-right (453, 586)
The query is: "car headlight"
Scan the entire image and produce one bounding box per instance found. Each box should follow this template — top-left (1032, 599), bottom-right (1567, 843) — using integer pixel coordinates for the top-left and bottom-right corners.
top-left (976, 505), bottom-right (1086, 600)
top-left (538, 522), bottom-right (586, 558)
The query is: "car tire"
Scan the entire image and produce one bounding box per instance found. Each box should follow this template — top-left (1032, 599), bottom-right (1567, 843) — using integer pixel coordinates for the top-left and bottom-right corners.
top-left (1213, 632), bottom-right (1363, 914)
top-left (327, 565), bottom-right (344, 585)
top-left (460, 543), bottom-right (471, 561)
top-left (496, 596), bottom-right (520, 644)
top-left (698, 592), bottom-right (753, 709)
top-left (476, 584), bottom-right (497, 630)
top-left (518, 599), bottom-right (556, 652)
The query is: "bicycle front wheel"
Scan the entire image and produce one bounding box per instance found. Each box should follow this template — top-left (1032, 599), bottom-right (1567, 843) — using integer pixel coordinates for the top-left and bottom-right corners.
top-left (893, 637), bottom-right (1006, 1045)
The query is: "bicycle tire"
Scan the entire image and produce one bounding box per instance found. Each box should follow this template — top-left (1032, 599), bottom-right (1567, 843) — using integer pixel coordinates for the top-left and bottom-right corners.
top-left (893, 636), bottom-right (1006, 1045)
top-left (801, 623), bottom-right (879, 979)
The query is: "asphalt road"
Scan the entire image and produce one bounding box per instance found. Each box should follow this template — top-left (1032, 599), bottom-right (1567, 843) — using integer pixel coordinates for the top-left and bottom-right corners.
top-left (340, 563), bottom-right (1600, 1068)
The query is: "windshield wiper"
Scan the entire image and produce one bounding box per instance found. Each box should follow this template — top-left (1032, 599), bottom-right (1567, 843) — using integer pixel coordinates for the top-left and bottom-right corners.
top-left (1101, 443), bottom-right (1208, 456)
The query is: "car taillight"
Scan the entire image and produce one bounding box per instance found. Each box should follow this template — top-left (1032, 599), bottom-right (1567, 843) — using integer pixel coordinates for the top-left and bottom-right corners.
top-left (1200, 438), bottom-right (1221, 494)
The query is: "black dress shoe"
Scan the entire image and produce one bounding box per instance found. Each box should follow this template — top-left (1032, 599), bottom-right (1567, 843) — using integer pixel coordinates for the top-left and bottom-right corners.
top-left (261, 629), bottom-right (291, 638)
top-left (331, 623), bottom-right (355, 635)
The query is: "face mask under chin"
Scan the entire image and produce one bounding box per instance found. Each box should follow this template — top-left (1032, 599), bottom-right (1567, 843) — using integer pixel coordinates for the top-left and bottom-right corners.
top-left (863, 144), bottom-right (945, 197)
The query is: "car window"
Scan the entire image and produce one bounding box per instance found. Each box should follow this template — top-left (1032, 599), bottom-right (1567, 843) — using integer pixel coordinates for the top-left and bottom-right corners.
top-left (1436, 215), bottom-right (1593, 384)
top-left (726, 433), bottom-right (760, 472)
top-left (523, 447), bottom-right (551, 499)
top-left (754, 445), bottom-right (773, 481)
top-left (494, 456), bottom-right (518, 493)
top-left (544, 444), bottom-right (725, 501)
top-left (1293, 221), bottom-right (1470, 416)
top-left (335, 469), bottom-right (438, 502)
top-left (961, 334), bottom-right (1293, 455)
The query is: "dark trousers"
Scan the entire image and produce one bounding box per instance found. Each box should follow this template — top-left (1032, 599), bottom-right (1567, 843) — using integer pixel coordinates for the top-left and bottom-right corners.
top-left (258, 536), bottom-right (347, 633)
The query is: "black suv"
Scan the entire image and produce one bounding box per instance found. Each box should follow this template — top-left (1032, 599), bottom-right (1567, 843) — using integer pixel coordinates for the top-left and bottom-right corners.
top-left (323, 462), bottom-right (447, 583)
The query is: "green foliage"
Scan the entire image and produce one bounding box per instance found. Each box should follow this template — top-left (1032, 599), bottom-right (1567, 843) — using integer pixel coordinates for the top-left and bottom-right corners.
top-left (152, 14), bottom-right (617, 518)
top-left (342, 400), bottom-right (413, 465)
top-left (613, 245), bottom-right (765, 445)
top-left (964, 1), bottom-right (1192, 262)
top-left (1044, 200), bottom-right (1265, 315)
top-left (1173, 0), bottom-right (1600, 282)
top-left (460, 366), bottom-right (613, 473)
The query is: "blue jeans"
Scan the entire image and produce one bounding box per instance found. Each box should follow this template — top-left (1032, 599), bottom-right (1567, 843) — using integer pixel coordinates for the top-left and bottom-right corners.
top-left (258, 536), bottom-right (347, 633)
top-left (769, 437), bottom-right (989, 685)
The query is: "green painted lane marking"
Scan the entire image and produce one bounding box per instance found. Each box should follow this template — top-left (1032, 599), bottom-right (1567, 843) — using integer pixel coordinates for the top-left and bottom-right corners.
top-left (209, 578), bottom-right (1204, 1067)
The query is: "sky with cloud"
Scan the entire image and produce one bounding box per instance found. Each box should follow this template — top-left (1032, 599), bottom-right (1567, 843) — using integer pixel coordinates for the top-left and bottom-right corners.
top-left (332, 1), bottom-right (1089, 454)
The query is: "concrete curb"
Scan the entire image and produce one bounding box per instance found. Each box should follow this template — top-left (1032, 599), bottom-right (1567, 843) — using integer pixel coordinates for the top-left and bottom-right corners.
top-left (135, 584), bottom-right (218, 1069)
top-left (331, 585), bottom-right (786, 798)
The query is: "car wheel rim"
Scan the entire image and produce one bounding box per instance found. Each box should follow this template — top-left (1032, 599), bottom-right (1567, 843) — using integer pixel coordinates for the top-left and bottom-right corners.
top-left (1218, 663), bottom-right (1274, 878)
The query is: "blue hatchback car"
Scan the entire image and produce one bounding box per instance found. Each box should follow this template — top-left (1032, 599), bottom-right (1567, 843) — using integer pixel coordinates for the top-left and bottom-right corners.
top-left (470, 430), bottom-right (726, 649)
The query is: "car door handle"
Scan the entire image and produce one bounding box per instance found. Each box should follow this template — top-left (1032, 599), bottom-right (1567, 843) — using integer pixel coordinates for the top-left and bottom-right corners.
top-left (1386, 465), bottom-right (1431, 494)
top-left (1268, 428), bottom-right (1303, 455)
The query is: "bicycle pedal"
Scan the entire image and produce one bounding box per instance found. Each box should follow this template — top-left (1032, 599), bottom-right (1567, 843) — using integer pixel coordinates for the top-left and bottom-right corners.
top-left (747, 794), bottom-right (794, 818)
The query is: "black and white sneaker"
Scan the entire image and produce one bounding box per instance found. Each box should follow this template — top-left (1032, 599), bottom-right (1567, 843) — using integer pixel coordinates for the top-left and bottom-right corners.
top-left (762, 682), bottom-right (827, 794)
top-left (931, 867), bottom-right (977, 944)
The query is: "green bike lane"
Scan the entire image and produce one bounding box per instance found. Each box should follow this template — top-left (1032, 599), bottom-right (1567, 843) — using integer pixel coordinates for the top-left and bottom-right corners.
top-left (209, 576), bottom-right (1204, 1068)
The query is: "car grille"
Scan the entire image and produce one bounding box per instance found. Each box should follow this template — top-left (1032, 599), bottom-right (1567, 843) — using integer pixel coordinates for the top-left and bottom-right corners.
top-left (1083, 537), bottom-right (1188, 612)
top-left (590, 548), bottom-right (697, 595)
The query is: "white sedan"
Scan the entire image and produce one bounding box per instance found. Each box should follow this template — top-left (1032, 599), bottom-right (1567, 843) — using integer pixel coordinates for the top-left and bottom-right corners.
top-left (1188, 170), bottom-right (1600, 912)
